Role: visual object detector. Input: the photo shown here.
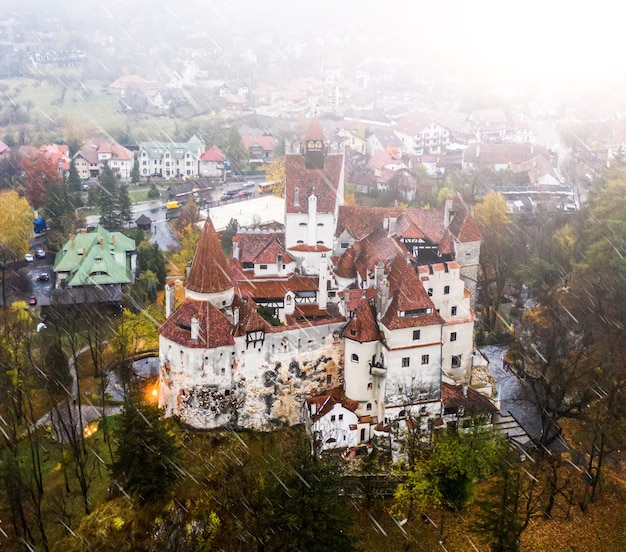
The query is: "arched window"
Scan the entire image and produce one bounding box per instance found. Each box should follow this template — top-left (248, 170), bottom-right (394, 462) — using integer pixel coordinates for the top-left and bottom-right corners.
top-left (366, 403), bottom-right (372, 411)
top-left (367, 383), bottom-right (373, 390)
top-left (351, 353), bottom-right (359, 362)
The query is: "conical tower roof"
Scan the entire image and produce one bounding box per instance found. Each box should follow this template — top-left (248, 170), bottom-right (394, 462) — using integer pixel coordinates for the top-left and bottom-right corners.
top-left (186, 218), bottom-right (233, 296)
top-left (304, 119), bottom-right (326, 142)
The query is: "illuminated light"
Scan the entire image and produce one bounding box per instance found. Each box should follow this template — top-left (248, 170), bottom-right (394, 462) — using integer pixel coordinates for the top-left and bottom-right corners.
top-left (151, 388), bottom-right (158, 397)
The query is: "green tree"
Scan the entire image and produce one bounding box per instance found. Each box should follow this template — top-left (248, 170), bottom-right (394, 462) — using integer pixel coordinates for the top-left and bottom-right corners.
top-left (117, 183), bottom-right (133, 229)
top-left (220, 217), bottom-right (238, 255)
top-left (98, 162), bottom-right (120, 230)
top-left (170, 223), bottom-right (201, 276)
top-left (111, 396), bottom-right (182, 503)
top-left (130, 155), bottom-right (140, 185)
top-left (264, 439), bottom-right (358, 551)
top-left (393, 428), bottom-right (504, 542)
top-left (147, 181), bottom-right (160, 199)
top-left (66, 158), bottom-right (82, 196)
top-left (136, 241), bottom-right (167, 286)
top-left (222, 126), bottom-right (248, 172)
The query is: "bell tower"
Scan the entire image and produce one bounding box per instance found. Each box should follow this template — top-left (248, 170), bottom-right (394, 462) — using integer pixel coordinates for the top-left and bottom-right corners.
top-left (303, 119), bottom-right (326, 170)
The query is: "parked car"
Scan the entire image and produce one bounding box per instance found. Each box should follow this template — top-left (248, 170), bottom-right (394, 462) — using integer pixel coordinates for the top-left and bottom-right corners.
top-left (220, 191), bottom-right (236, 201)
top-left (237, 190), bottom-right (252, 198)
top-left (28, 296), bottom-right (37, 306)
top-left (35, 248), bottom-right (45, 258)
top-left (36, 272), bottom-right (50, 282)
top-left (24, 253), bottom-right (34, 262)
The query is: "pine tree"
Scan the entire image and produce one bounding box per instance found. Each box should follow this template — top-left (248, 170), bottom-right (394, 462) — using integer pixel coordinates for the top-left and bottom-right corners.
top-left (130, 156), bottom-right (140, 185)
top-left (98, 162), bottom-right (120, 230)
top-left (264, 439), bottom-right (358, 551)
top-left (111, 395), bottom-right (182, 503)
top-left (66, 158), bottom-right (82, 195)
top-left (117, 184), bottom-right (133, 229)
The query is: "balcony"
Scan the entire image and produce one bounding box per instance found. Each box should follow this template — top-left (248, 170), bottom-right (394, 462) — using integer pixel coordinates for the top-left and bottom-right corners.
top-left (369, 360), bottom-right (386, 377)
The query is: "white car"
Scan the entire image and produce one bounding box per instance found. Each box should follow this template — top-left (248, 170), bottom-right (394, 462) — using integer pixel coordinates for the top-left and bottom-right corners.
top-left (243, 180), bottom-right (256, 188)
top-left (24, 253), bottom-right (34, 262)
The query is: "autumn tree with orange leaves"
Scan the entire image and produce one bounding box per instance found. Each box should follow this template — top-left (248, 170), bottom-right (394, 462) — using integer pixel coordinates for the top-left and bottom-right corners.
top-left (21, 154), bottom-right (62, 210)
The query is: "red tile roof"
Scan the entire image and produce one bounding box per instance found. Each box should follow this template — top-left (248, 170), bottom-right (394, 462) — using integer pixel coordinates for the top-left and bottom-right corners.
top-left (445, 196), bottom-right (482, 243)
top-left (186, 218), bottom-right (234, 295)
top-left (287, 243), bottom-right (331, 252)
top-left (285, 153), bottom-right (343, 214)
top-left (306, 387), bottom-right (359, 422)
top-left (380, 294), bottom-right (444, 330)
top-left (235, 274), bottom-right (319, 300)
top-left (254, 237), bottom-right (294, 264)
top-left (354, 228), bottom-right (407, 280)
top-left (231, 296), bottom-right (271, 336)
top-left (236, 231), bottom-right (283, 263)
top-left (441, 382), bottom-right (498, 415)
top-left (159, 299), bottom-right (234, 348)
top-left (336, 206), bottom-right (404, 240)
top-left (304, 119), bottom-right (326, 142)
top-left (342, 297), bottom-right (380, 342)
top-left (200, 145), bottom-right (225, 162)
top-left (334, 246), bottom-right (357, 279)
top-left (242, 135), bottom-right (277, 151)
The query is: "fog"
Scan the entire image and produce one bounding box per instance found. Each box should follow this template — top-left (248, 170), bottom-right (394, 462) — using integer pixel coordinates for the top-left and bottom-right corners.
top-left (7, 0), bottom-right (625, 101)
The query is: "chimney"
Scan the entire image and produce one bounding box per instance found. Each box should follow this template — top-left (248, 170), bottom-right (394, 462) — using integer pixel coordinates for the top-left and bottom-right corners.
top-left (165, 282), bottom-right (175, 317)
top-left (100, 237), bottom-right (104, 249)
top-left (462, 384), bottom-right (468, 397)
top-left (70, 233), bottom-right (75, 248)
top-left (388, 216), bottom-right (397, 236)
top-left (232, 238), bottom-right (240, 260)
top-left (318, 257), bottom-right (328, 310)
top-left (377, 276), bottom-right (389, 315)
top-left (444, 196), bottom-right (454, 227)
top-left (475, 144), bottom-right (480, 158)
top-left (191, 317), bottom-right (199, 341)
top-left (374, 262), bottom-right (384, 289)
top-left (82, 247), bottom-right (86, 257)
top-left (111, 234), bottom-right (115, 246)
top-left (308, 191), bottom-right (318, 245)
top-left (233, 307), bottom-right (240, 326)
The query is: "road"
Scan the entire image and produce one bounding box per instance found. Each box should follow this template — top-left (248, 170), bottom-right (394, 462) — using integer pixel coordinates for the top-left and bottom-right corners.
top-left (480, 344), bottom-right (568, 451)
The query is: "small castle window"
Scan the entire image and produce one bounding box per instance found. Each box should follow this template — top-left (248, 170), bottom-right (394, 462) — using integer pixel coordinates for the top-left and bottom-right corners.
top-left (451, 306), bottom-right (457, 316)
top-left (367, 383), bottom-right (372, 390)
top-left (351, 353), bottom-right (359, 362)
top-left (421, 354), bottom-right (429, 365)
top-left (402, 357), bottom-right (410, 367)
top-left (444, 285), bottom-right (450, 295)
top-left (428, 288), bottom-right (433, 296)
top-left (366, 403), bottom-right (372, 411)
top-left (450, 332), bottom-right (457, 342)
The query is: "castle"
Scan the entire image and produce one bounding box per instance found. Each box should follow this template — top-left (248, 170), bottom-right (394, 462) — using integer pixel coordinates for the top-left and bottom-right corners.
top-left (158, 120), bottom-right (483, 450)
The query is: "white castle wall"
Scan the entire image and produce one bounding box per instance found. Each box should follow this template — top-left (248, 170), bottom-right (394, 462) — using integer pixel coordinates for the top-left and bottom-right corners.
top-left (159, 321), bottom-right (346, 430)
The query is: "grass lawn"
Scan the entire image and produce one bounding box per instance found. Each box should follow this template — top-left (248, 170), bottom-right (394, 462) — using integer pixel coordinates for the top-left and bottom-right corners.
top-left (6, 77), bottom-right (181, 141)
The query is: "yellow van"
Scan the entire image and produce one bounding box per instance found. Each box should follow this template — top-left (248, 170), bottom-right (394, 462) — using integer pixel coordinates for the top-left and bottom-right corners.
top-left (165, 200), bottom-right (181, 209)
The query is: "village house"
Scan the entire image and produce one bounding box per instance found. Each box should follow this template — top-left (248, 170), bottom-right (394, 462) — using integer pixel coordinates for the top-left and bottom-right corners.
top-left (158, 120), bottom-right (485, 451)
top-left (198, 146), bottom-right (226, 179)
top-left (137, 135), bottom-right (205, 179)
top-left (51, 226), bottom-right (136, 305)
top-left (73, 138), bottom-right (135, 180)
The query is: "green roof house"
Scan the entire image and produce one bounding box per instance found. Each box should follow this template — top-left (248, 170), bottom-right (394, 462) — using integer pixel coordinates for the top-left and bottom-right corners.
top-left (52, 226), bottom-right (136, 304)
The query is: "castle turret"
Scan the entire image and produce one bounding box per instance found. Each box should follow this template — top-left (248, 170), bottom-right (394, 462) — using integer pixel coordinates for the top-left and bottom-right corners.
top-left (185, 217), bottom-right (234, 307)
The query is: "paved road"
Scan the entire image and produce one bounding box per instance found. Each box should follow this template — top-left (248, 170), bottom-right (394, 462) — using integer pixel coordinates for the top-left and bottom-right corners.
top-left (481, 344), bottom-right (568, 451)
